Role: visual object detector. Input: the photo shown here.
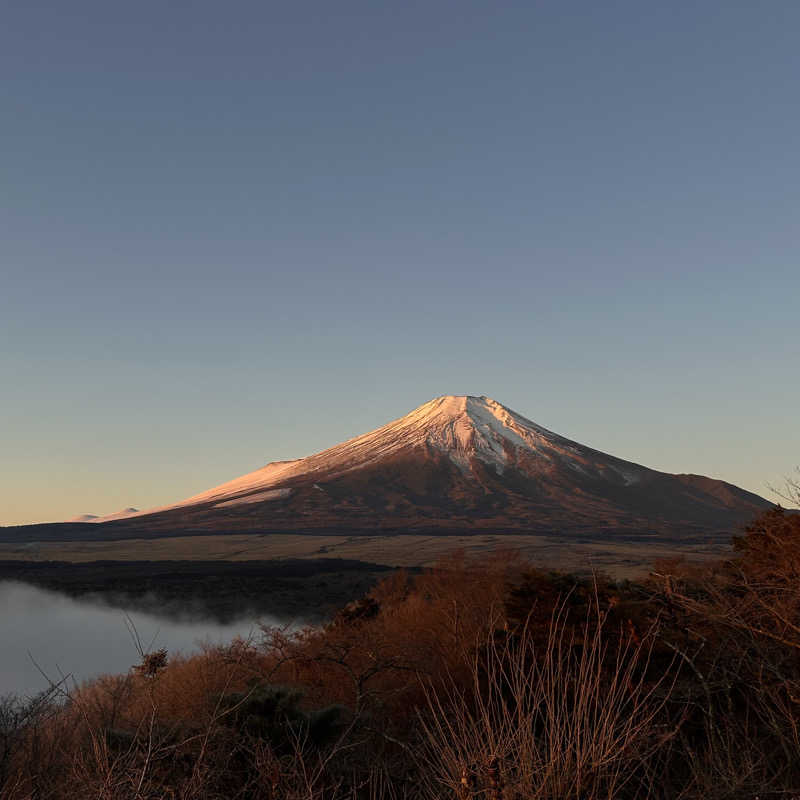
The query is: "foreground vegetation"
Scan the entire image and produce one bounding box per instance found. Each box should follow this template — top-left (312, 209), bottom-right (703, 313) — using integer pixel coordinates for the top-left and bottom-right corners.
top-left (2, 507), bottom-right (800, 799)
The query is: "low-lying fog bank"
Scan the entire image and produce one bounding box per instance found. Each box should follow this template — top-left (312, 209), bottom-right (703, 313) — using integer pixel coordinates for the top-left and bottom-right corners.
top-left (0, 558), bottom-right (395, 624)
top-left (0, 559), bottom-right (396, 698)
top-left (0, 580), bottom-right (274, 698)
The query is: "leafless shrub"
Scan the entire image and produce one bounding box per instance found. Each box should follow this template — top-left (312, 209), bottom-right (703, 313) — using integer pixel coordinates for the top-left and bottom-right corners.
top-left (417, 594), bottom-right (678, 800)
top-left (769, 466), bottom-right (800, 509)
top-left (651, 506), bottom-right (800, 795)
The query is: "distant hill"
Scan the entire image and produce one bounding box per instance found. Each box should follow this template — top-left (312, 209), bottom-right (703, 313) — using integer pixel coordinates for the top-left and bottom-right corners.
top-left (67, 508), bottom-right (139, 523)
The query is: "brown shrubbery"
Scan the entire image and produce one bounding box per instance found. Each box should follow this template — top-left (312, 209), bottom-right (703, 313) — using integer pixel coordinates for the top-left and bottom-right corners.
top-left (3, 510), bottom-right (800, 799)
top-left (648, 506), bottom-right (800, 796)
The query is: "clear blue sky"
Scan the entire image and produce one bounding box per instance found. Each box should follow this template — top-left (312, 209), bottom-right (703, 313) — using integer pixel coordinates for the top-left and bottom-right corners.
top-left (2, 1), bottom-right (798, 524)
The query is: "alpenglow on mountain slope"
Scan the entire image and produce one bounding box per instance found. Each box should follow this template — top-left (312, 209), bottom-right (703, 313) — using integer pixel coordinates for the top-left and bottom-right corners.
top-left (79, 395), bottom-right (769, 542)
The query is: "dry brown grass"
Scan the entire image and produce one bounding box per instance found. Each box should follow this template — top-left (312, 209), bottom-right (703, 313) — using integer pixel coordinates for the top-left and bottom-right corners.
top-left (0, 532), bottom-right (726, 579)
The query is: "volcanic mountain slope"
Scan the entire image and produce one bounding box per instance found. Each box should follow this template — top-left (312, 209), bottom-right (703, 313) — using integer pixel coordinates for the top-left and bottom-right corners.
top-left (101, 395), bottom-right (769, 541)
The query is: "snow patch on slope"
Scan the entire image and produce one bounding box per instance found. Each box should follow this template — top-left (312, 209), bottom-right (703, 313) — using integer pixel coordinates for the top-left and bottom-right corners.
top-left (213, 488), bottom-right (292, 508)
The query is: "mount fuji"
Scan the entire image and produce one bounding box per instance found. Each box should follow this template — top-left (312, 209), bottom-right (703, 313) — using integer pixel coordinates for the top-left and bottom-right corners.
top-left (67, 395), bottom-right (769, 542)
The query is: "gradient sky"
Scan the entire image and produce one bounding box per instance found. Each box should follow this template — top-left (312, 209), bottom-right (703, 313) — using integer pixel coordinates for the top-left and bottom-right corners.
top-left (2, 1), bottom-right (798, 525)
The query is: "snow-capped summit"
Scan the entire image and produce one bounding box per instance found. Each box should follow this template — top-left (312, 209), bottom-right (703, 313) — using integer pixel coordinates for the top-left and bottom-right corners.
top-left (104, 394), bottom-right (769, 540)
top-left (136, 395), bottom-right (635, 513)
top-left (381, 394), bottom-right (641, 477)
